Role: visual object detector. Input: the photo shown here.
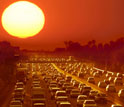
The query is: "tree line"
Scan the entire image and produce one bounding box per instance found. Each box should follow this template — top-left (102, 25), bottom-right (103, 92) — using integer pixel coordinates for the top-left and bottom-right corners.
top-left (54, 37), bottom-right (124, 73)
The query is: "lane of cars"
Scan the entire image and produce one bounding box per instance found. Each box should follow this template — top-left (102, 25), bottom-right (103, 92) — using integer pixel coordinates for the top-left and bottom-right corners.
top-left (54, 62), bottom-right (124, 107)
top-left (8, 60), bottom-right (124, 107)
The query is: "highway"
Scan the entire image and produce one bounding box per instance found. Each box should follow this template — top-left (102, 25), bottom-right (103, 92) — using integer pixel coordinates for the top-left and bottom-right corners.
top-left (2, 60), bottom-right (124, 107)
top-left (52, 63), bottom-right (124, 106)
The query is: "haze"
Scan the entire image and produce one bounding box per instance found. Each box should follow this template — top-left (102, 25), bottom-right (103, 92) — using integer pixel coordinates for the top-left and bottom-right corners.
top-left (0, 0), bottom-right (124, 50)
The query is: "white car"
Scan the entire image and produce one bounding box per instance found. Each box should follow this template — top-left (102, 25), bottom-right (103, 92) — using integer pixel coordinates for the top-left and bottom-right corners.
top-left (118, 89), bottom-right (124, 97)
top-left (83, 100), bottom-right (97, 107)
top-left (77, 95), bottom-right (87, 107)
top-left (116, 73), bottom-right (123, 77)
top-left (106, 72), bottom-right (114, 78)
top-left (10, 100), bottom-right (22, 107)
top-left (55, 91), bottom-right (67, 100)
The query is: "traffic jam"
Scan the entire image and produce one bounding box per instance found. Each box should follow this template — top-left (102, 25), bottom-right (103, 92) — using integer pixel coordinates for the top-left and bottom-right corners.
top-left (9, 60), bottom-right (124, 107)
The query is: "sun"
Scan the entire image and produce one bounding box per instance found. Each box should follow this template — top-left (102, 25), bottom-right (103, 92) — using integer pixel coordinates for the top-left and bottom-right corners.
top-left (1, 1), bottom-right (45, 38)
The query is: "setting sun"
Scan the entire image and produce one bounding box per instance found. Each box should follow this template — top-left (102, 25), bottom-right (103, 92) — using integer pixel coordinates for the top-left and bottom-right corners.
top-left (1, 1), bottom-right (45, 38)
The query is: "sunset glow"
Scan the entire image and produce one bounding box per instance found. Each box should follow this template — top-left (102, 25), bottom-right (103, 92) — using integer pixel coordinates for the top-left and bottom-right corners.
top-left (1, 1), bottom-right (45, 38)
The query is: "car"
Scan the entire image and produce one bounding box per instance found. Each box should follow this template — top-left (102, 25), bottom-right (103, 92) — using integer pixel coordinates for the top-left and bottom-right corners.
top-left (108, 77), bottom-right (115, 83)
top-left (78, 83), bottom-right (86, 89)
top-left (58, 101), bottom-right (71, 107)
top-left (49, 81), bottom-right (57, 85)
top-left (96, 93), bottom-right (107, 97)
top-left (65, 76), bottom-right (72, 82)
top-left (58, 80), bottom-right (65, 87)
top-left (106, 84), bottom-right (116, 92)
top-left (32, 80), bottom-right (40, 84)
top-left (14, 88), bottom-right (25, 96)
top-left (77, 95), bottom-right (87, 107)
top-left (51, 87), bottom-right (61, 99)
top-left (89, 90), bottom-right (98, 99)
top-left (15, 82), bottom-right (24, 89)
top-left (118, 89), bottom-right (124, 97)
top-left (104, 79), bottom-right (110, 85)
top-left (98, 81), bottom-right (107, 88)
top-left (114, 77), bottom-right (123, 85)
top-left (70, 89), bottom-right (80, 98)
top-left (44, 76), bottom-right (52, 83)
top-left (87, 77), bottom-right (95, 84)
top-left (12, 94), bottom-right (24, 103)
top-left (56, 77), bottom-right (63, 82)
top-left (72, 81), bottom-right (79, 87)
top-left (31, 93), bottom-right (46, 105)
top-left (95, 93), bottom-right (107, 104)
top-left (116, 73), bottom-right (123, 78)
top-left (66, 86), bottom-right (74, 95)
top-left (93, 72), bottom-right (100, 77)
top-left (78, 72), bottom-right (85, 78)
top-left (55, 91), bottom-right (67, 100)
top-left (90, 70), bottom-right (96, 75)
top-left (70, 79), bottom-right (75, 84)
top-left (72, 71), bottom-right (77, 76)
top-left (9, 100), bottom-right (22, 107)
top-left (33, 103), bottom-right (46, 107)
top-left (56, 96), bottom-right (68, 107)
top-left (62, 83), bottom-right (71, 90)
top-left (106, 72), bottom-right (114, 78)
top-left (111, 104), bottom-right (123, 107)
top-left (98, 71), bottom-right (103, 76)
top-left (83, 100), bottom-right (97, 107)
top-left (84, 71), bottom-right (89, 75)
top-left (49, 84), bottom-right (57, 91)
top-left (81, 86), bottom-right (92, 95)
top-left (32, 83), bottom-right (41, 88)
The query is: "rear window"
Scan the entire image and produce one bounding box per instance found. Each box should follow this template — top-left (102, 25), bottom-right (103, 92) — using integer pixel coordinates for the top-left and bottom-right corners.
top-left (89, 78), bottom-right (94, 80)
top-left (57, 97), bottom-right (68, 101)
top-left (56, 92), bottom-right (66, 96)
top-left (85, 100), bottom-right (95, 104)
top-left (32, 94), bottom-right (44, 98)
top-left (60, 104), bottom-right (71, 107)
top-left (79, 97), bottom-right (87, 100)
top-left (11, 101), bottom-right (21, 105)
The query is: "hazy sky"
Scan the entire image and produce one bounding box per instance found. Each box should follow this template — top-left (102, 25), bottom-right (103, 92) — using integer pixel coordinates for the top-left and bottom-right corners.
top-left (0, 0), bottom-right (124, 50)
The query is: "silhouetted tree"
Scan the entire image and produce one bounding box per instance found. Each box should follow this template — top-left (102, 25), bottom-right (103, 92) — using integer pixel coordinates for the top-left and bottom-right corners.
top-left (63, 37), bottom-right (124, 73)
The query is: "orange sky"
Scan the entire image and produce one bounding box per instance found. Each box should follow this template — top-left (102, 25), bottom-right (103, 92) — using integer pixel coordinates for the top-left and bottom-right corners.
top-left (0, 0), bottom-right (124, 50)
